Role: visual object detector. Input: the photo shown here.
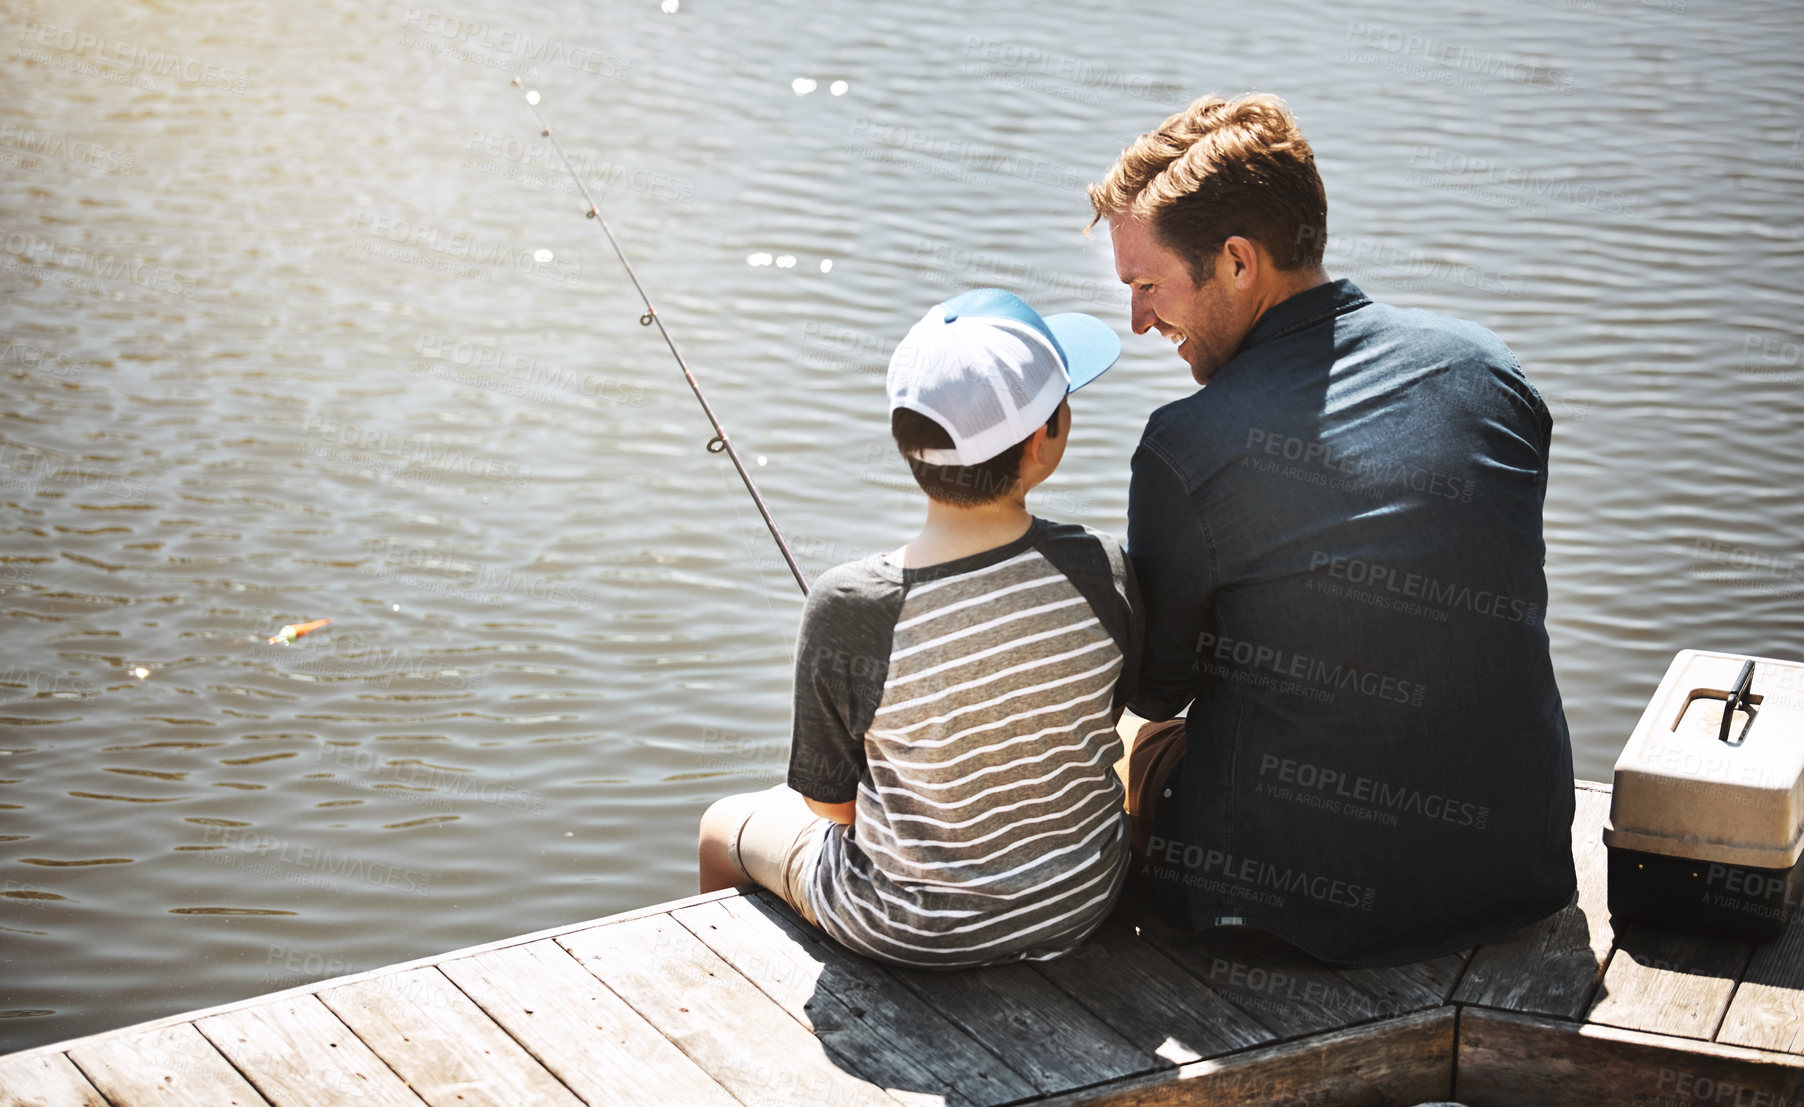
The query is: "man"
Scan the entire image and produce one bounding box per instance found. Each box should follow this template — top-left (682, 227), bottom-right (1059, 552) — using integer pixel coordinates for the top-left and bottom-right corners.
top-left (699, 288), bottom-right (1143, 968)
top-left (1091, 93), bottom-right (1576, 965)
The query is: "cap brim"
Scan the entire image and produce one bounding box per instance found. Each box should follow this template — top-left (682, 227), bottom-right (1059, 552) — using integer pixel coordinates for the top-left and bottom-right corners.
top-left (1044, 312), bottom-right (1121, 392)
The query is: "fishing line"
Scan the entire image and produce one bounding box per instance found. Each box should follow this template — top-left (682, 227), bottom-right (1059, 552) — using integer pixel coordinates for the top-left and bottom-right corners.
top-left (511, 78), bottom-right (810, 597)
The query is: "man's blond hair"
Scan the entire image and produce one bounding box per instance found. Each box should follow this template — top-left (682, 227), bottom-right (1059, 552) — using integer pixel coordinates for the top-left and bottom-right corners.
top-left (1088, 93), bottom-right (1327, 283)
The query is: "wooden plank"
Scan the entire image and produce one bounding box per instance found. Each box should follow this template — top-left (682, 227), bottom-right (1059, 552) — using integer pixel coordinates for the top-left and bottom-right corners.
top-left (0, 1052), bottom-right (108, 1107)
top-left (1339, 951), bottom-right (1470, 1015)
top-left (193, 996), bottom-right (423, 1107)
top-left (1029, 919), bottom-right (1275, 1063)
top-left (318, 968), bottom-right (584, 1107)
top-left (1587, 922), bottom-right (1750, 1039)
top-left (889, 958), bottom-right (1155, 1094)
top-left (1720, 909), bottom-right (1804, 1053)
top-left (440, 940), bottom-right (740, 1107)
top-left (1029, 1008), bottom-right (1455, 1107)
top-left (67, 1022), bottom-right (269, 1106)
top-left (0, 887), bottom-right (751, 1070)
top-left (674, 892), bottom-right (1033, 1107)
top-left (1143, 926), bottom-right (1385, 1037)
top-left (560, 913), bottom-right (902, 1107)
top-left (1457, 1006), bottom-right (1804, 1107)
top-left (1451, 784), bottom-right (1614, 1018)
top-left (1108, 833), bottom-right (1467, 1024)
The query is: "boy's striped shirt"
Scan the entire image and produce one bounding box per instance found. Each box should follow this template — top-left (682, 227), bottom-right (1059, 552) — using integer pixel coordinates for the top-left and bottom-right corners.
top-left (787, 517), bottom-right (1142, 968)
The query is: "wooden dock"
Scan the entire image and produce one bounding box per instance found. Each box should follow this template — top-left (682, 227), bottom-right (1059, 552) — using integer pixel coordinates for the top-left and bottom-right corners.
top-left (5, 780), bottom-right (1804, 1106)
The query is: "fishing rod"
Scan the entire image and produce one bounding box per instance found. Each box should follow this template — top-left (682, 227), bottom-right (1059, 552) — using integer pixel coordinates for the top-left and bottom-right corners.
top-left (511, 78), bottom-right (811, 597)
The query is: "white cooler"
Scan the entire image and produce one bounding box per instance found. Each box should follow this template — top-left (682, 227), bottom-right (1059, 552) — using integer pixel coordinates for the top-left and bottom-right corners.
top-left (1604, 650), bottom-right (1804, 938)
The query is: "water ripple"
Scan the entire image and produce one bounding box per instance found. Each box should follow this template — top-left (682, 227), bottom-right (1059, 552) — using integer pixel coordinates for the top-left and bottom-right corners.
top-left (1, 0), bottom-right (1799, 1056)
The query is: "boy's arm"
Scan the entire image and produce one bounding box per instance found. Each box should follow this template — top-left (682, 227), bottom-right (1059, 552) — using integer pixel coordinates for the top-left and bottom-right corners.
top-left (787, 563), bottom-right (896, 820)
top-left (1033, 518), bottom-right (1145, 724)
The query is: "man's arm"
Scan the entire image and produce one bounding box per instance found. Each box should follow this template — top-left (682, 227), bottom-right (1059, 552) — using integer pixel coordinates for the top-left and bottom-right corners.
top-left (1126, 442), bottom-right (1214, 720)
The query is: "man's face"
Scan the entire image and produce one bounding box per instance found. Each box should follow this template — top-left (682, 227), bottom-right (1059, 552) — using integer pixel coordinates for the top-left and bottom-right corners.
top-left (1109, 216), bottom-right (1246, 387)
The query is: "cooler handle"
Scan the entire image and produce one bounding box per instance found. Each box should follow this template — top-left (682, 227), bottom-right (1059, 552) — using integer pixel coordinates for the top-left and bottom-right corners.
top-left (1670, 659), bottom-right (1763, 746)
top-left (1719, 660), bottom-right (1757, 745)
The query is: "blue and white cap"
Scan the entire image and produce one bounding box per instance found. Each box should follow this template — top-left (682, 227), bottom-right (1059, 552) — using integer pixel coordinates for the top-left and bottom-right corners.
top-left (885, 288), bottom-right (1122, 466)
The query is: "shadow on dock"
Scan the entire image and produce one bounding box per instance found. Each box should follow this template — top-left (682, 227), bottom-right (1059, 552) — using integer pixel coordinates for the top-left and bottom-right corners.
top-left (5, 781), bottom-right (1804, 1106)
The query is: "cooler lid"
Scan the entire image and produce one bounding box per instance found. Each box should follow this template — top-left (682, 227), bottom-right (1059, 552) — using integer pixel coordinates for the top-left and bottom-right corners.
top-left (1604, 650), bottom-right (1804, 869)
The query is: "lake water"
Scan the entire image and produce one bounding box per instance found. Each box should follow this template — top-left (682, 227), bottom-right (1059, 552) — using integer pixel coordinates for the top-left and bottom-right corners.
top-left (1, 0), bottom-right (1800, 1054)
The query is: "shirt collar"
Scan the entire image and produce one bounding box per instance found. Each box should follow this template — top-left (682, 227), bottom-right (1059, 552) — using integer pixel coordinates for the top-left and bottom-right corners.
top-left (1237, 278), bottom-right (1371, 357)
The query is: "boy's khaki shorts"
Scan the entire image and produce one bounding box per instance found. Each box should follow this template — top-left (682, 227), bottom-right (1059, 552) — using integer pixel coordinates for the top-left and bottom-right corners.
top-left (714, 784), bottom-right (831, 925)
top-left (717, 721), bottom-right (1186, 920)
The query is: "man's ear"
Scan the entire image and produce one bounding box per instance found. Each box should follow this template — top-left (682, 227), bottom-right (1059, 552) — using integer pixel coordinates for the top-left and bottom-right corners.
top-left (1223, 235), bottom-right (1261, 289)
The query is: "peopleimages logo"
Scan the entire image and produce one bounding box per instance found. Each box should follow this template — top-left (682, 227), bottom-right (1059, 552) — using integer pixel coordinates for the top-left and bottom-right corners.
top-left (399, 8), bottom-right (632, 79)
top-left (348, 211), bottom-right (581, 286)
top-left (1144, 835), bottom-right (1377, 911)
top-left (0, 228), bottom-right (202, 300)
top-left (16, 21), bottom-right (251, 93)
top-left (462, 131), bottom-right (693, 203)
top-left (1243, 427), bottom-right (1476, 502)
top-left (1343, 23), bottom-right (1574, 94)
top-left (957, 36), bottom-right (1190, 105)
top-left (199, 826), bottom-right (432, 895)
top-left (1256, 754), bottom-right (1490, 830)
top-left (362, 537), bottom-right (596, 614)
top-left (0, 123), bottom-right (134, 173)
top-left (849, 118), bottom-right (1087, 190)
top-left (1407, 146), bottom-right (1639, 216)
top-left (413, 333), bottom-right (647, 407)
top-left (910, 240), bottom-right (1128, 307)
top-left (1195, 631), bottom-right (1427, 708)
top-left (303, 416), bottom-right (531, 490)
top-left (316, 744), bottom-right (545, 814)
top-left (1307, 551), bottom-right (1541, 626)
top-left (0, 442), bottom-right (151, 500)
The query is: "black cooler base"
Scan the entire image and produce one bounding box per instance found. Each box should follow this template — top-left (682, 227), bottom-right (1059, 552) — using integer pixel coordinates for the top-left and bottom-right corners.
top-left (1607, 846), bottom-right (1804, 940)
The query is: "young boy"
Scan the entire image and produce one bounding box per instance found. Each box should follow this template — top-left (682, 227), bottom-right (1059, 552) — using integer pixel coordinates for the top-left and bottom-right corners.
top-left (699, 288), bottom-right (1142, 968)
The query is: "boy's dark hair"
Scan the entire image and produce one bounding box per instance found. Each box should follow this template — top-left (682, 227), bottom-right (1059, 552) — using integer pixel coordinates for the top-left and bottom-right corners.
top-left (891, 404), bottom-right (1063, 507)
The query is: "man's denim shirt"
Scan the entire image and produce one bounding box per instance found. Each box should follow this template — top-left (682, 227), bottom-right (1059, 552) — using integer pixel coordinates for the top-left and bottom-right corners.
top-left (1127, 279), bottom-right (1576, 966)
